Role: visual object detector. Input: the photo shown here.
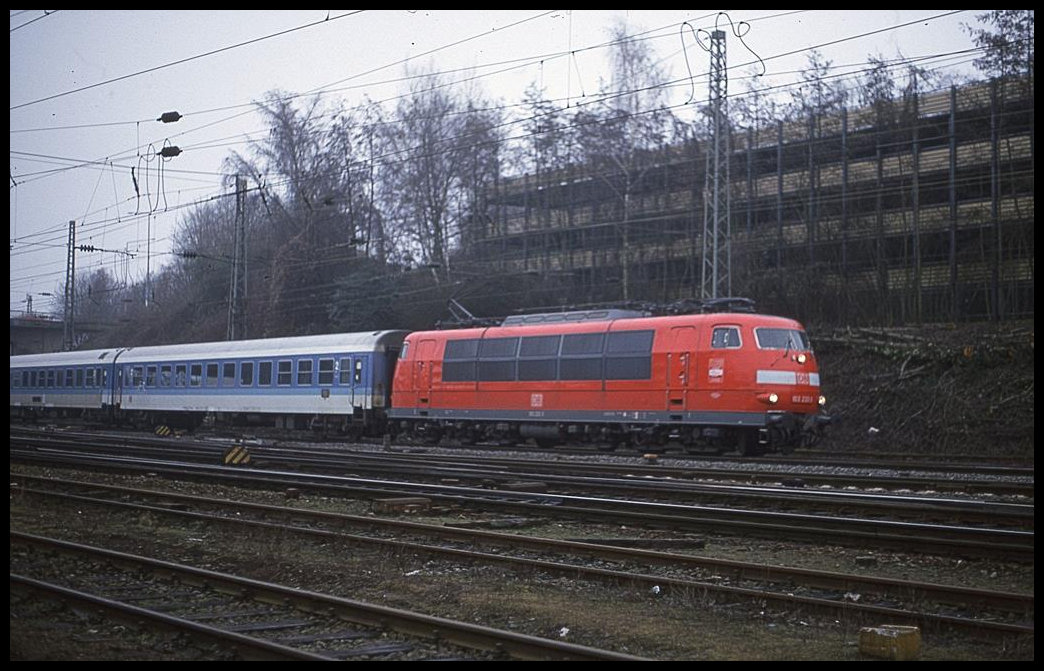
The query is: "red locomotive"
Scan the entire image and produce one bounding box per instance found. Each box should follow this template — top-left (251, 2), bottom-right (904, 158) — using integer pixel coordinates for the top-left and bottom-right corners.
top-left (389, 301), bottom-right (830, 455)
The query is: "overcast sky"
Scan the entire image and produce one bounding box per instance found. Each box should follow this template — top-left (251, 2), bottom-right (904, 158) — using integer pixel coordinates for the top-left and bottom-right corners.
top-left (9, 10), bottom-right (991, 318)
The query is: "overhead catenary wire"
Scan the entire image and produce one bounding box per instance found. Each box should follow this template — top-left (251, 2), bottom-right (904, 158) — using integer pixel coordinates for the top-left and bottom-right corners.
top-left (10, 11), bottom-right (1012, 308)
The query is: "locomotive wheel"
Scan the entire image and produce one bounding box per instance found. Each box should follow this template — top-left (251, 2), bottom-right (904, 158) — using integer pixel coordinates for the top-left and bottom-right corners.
top-left (737, 430), bottom-right (762, 456)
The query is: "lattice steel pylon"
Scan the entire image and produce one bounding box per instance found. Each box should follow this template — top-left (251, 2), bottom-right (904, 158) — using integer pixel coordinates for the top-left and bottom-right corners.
top-left (701, 29), bottom-right (731, 299)
top-left (63, 220), bottom-right (76, 350)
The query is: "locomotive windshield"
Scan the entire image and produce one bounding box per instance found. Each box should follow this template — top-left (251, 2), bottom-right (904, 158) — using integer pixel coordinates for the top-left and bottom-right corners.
top-left (754, 328), bottom-right (810, 351)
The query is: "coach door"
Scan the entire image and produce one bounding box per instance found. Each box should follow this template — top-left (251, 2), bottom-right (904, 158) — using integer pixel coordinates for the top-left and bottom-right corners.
top-left (414, 339), bottom-right (436, 409)
top-left (667, 326), bottom-right (698, 411)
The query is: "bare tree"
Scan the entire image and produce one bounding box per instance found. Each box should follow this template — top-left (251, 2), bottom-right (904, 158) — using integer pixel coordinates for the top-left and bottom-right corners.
top-left (378, 70), bottom-right (499, 275)
top-left (963, 10), bottom-right (1034, 81)
top-left (572, 19), bottom-right (677, 301)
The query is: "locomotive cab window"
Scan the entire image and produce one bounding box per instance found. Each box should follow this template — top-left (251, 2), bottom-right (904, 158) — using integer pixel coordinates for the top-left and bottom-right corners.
top-left (754, 328), bottom-right (810, 351)
top-left (711, 327), bottom-right (742, 349)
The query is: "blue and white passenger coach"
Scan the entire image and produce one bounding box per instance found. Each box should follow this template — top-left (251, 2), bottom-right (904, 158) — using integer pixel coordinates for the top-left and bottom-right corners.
top-left (11, 331), bottom-right (409, 434)
top-left (10, 347), bottom-right (122, 421)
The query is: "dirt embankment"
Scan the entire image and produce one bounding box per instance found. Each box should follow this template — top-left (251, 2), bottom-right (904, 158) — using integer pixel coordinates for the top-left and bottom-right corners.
top-left (813, 320), bottom-right (1034, 458)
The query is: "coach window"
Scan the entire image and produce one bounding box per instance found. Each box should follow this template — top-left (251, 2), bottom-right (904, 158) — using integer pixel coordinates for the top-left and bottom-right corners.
top-left (175, 364), bottom-right (187, 387)
top-left (277, 360), bottom-right (292, 386)
top-left (160, 365), bottom-right (172, 387)
top-left (240, 361), bottom-right (254, 387)
top-left (62, 369), bottom-right (72, 387)
top-left (560, 332), bottom-right (605, 380)
top-left (354, 359), bottom-right (364, 385)
top-left (205, 363), bottom-right (219, 387)
top-left (76, 369), bottom-right (84, 387)
top-left (190, 363), bottom-right (203, 387)
top-left (339, 358), bottom-right (352, 385)
top-left (100, 368), bottom-right (108, 387)
top-left (711, 327), bottom-right (742, 349)
top-left (318, 358), bottom-right (334, 386)
top-left (47, 370), bottom-right (55, 388)
top-left (145, 366), bottom-right (157, 387)
top-left (258, 361), bottom-right (273, 386)
top-left (222, 362), bottom-right (236, 387)
top-left (130, 366), bottom-right (143, 388)
top-left (297, 359), bottom-right (313, 386)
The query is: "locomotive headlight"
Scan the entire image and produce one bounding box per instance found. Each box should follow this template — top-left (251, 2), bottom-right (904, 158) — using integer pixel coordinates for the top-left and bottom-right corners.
top-left (818, 395), bottom-right (827, 406)
top-left (796, 353), bottom-right (807, 364)
top-left (757, 392), bottom-right (779, 405)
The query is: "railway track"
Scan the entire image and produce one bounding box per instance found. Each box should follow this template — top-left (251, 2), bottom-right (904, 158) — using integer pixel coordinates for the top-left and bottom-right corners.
top-left (10, 473), bottom-right (1034, 642)
top-left (11, 531), bottom-right (644, 661)
top-left (11, 423), bottom-right (1035, 479)
top-left (11, 438), bottom-right (1034, 561)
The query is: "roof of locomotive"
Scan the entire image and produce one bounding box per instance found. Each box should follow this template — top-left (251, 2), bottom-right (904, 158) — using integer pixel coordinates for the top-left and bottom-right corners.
top-left (408, 311), bottom-right (807, 341)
